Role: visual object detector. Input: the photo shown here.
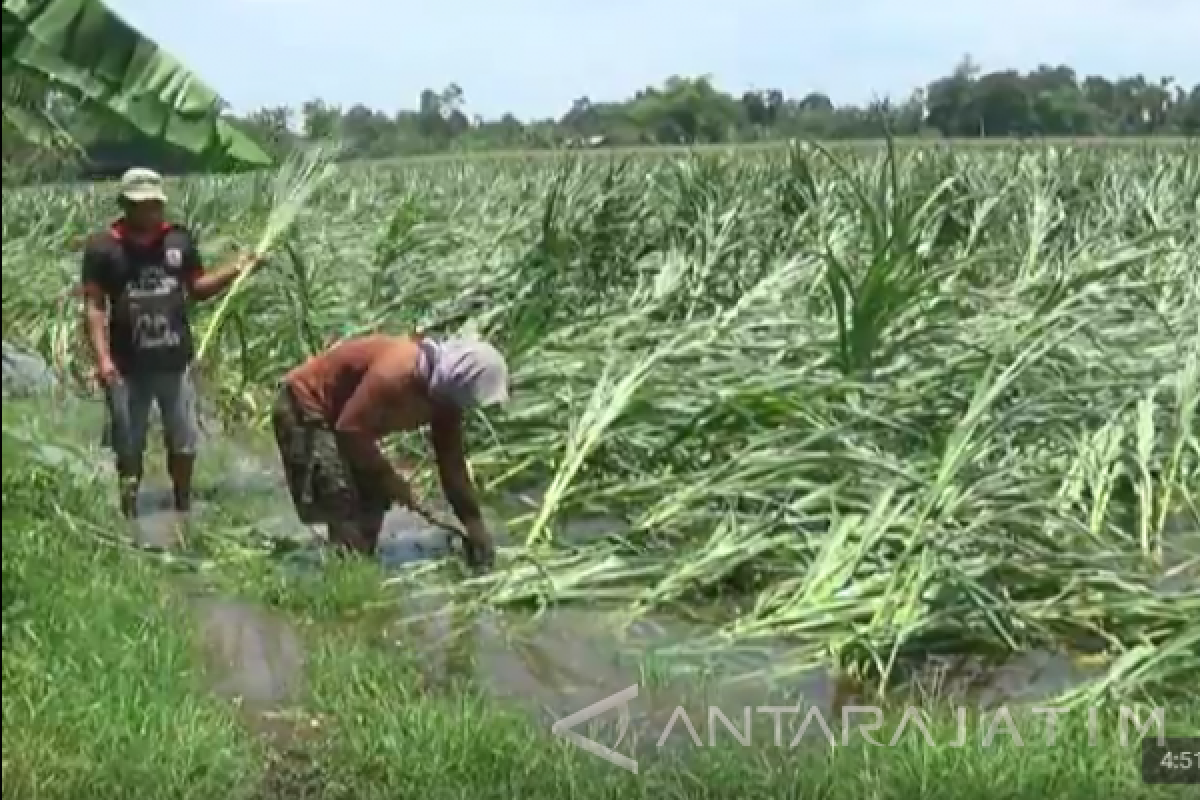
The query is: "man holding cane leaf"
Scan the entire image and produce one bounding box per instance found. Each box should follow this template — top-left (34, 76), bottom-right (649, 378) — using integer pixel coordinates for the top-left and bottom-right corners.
top-left (81, 167), bottom-right (257, 519)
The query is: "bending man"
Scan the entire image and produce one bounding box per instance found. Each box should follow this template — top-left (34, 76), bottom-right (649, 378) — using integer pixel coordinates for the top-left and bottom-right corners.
top-left (272, 333), bottom-right (508, 569)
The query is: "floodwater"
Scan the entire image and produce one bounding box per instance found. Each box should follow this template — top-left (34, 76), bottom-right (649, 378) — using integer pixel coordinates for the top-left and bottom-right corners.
top-left (174, 573), bottom-right (1123, 757)
top-left (127, 467), bottom-right (1134, 754)
top-left (127, 472), bottom-right (829, 747)
top-left (152, 463), bottom-right (1190, 755)
top-left (189, 589), bottom-right (315, 745)
top-left (137, 444), bottom-right (1190, 753)
top-left (42, 474), bottom-right (1200, 761)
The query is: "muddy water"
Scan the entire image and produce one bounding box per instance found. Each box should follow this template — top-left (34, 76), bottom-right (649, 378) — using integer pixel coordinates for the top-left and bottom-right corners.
top-left (382, 600), bottom-right (836, 751)
top-left (68, 488), bottom-right (1200, 759)
top-left (140, 449), bottom-right (830, 749)
top-left (194, 594), bottom-right (302, 711)
top-left (188, 590), bottom-right (315, 744)
top-left (171, 576), bottom-right (1120, 758)
top-left (373, 596), bottom-right (1136, 753)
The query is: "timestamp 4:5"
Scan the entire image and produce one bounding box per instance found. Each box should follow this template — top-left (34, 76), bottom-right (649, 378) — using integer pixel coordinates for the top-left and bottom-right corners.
top-left (1141, 737), bottom-right (1200, 785)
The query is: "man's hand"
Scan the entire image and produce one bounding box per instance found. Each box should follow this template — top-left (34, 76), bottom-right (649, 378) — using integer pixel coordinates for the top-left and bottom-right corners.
top-left (461, 517), bottom-right (496, 571)
top-left (186, 249), bottom-right (261, 301)
top-left (95, 357), bottom-right (120, 388)
top-left (236, 250), bottom-right (262, 271)
top-left (225, 250), bottom-right (258, 282)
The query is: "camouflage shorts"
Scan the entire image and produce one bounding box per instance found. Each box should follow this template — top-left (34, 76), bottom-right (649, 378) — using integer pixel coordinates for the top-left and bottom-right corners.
top-left (271, 384), bottom-right (390, 550)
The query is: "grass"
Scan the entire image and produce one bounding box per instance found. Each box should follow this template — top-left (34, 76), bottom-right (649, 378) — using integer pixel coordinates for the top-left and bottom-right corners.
top-left (2, 139), bottom-right (1199, 795)
top-left (0, 419), bottom-right (264, 799)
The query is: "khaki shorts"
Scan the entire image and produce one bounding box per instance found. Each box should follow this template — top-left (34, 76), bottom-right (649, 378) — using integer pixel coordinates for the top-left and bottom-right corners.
top-left (270, 383), bottom-right (390, 551)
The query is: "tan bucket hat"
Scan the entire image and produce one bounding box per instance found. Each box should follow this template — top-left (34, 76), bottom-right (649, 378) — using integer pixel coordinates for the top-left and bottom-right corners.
top-left (118, 167), bottom-right (167, 204)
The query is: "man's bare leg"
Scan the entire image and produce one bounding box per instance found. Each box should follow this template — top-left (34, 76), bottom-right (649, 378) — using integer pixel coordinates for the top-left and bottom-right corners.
top-left (327, 513), bottom-right (383, 556)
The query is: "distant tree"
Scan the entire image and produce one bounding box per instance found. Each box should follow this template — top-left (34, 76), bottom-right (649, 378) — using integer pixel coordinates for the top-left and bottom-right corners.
top-left (301, 99), bottom-right (341, 141)
top-left (13, 54), bottom-right (1198, 185)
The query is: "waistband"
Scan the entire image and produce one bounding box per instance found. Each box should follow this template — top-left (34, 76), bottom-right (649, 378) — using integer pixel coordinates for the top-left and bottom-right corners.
top-left (277, 379), bottom-right (326, 426)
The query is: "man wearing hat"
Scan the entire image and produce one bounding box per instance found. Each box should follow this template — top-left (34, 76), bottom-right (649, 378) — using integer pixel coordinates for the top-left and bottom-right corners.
top-left (80, 167), bottom-right (256, 519)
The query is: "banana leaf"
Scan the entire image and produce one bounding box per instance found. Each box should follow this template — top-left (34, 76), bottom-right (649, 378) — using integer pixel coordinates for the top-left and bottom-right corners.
top-left (3, 0), bottom-right (272, 170)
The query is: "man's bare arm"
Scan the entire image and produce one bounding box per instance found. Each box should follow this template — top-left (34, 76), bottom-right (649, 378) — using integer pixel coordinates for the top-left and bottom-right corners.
top-left (81, 284), bottom-right (113, 372)
top-left (431, 408), bottom-right (494, 566)
top-left (185, 253), bottom-right (254, 302)
top-left (79, 242), bottom-right (114, 376)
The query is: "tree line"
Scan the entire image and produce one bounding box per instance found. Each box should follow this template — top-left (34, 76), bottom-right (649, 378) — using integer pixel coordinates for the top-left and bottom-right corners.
top-left (6, 57), bottom-right (1198, 183)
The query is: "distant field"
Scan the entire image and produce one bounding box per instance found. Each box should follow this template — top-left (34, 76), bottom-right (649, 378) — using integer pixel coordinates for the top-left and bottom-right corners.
top-left (387, 135), bottom-right (1198, 164)
top-left (32, 137), bottom-right (1194, 194)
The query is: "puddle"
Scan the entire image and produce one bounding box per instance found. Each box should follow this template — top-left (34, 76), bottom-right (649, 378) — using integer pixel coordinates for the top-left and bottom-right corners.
top-left (2, 341), bottom-right (57, 395)
top-left (193, 594), bottom-right (303, 712)
top-left (367, 598), bottom-right (1116, 755)
top-left (911, 650), bottom-right (1111, 708)
top-left (185, 586), bottom-right (315, 746)
top-left (130, 489), bottom-right (189, 550)
top-left (376, 601), bottom-right (821, 752)
top-left (171, 571), bottom-right (1123, 761)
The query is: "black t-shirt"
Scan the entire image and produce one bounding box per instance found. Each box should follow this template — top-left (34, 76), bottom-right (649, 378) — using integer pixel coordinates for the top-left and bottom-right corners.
top-left (81, 221), bottom-right (203, 374)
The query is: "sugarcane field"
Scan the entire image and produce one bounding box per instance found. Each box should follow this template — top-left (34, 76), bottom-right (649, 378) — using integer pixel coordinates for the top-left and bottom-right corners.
top-left (3, 2), bottom-right (1198, 798)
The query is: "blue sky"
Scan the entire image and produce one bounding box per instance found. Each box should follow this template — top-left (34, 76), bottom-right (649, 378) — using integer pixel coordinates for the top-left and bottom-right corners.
top-left (110, 1), bottom-right (1199, 121)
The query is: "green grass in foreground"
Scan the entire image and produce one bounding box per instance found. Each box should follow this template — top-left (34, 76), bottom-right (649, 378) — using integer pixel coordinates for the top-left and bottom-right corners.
top-left (0, 429), bottom-right (264, 799)
top-left (3, 401), bottom-right (1197, 799)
